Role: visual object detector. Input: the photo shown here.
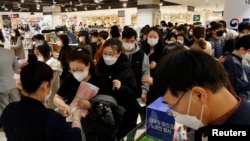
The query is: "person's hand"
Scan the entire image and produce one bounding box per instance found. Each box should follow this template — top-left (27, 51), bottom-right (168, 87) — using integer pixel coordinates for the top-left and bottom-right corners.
top-left (112, 79), bottom-right (121, 90)
top-left (141, 93), bottom-right (147, 103)
top-left (63, 105), bottom-right (71, 117)
top-left (141, 76), bottom-right (153, 85)
top-left (217, 56), bottom-right (225, 63)
top-left (72, 109), bottom-right (82, 119)
top-left (149, 61), bottom-right (157, 69)
top-left (77, 98), bottom-right (91, 109)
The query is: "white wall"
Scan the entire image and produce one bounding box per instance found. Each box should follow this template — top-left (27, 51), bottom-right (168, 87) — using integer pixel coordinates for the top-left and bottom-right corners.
top-left (223, 0), bottom-right (250, 30)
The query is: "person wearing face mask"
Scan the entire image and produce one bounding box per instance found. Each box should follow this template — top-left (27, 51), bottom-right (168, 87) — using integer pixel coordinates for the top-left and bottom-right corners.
top-left (121, 27), bottom-right (150, 138)
top-left (207, 22), bottom-right (225, 59)
top-left (54, 48), bottom-right (111, 141)
top-left (57, 34), bottom-right (72, 85)
top-left (0, 54), bottom-right (83, 141)
top-left (224, 34), bottom-right (250, 101)
top-left (141, 27), bottom-right (164, 106)
top-left (93, 31), bottom-right (109, 64)
top-left (154, 49), bottom-right (250, 140)
top-left (97, 38), bottom-right (138, 140)
top-left (224, 21), bottom-right (250, 55)
top-left (78, 31), bottom-right (92, 59)
top-left (10, 29), bottom-right (25, 60)
top-left (33, 42), bottom-right (62, 109)
top-left (176, 33), bottom-right (190, 50)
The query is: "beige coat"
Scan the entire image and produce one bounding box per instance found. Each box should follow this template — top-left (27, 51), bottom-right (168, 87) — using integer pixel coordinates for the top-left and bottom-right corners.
top-left (11, 36), bottom-right (25, 59)
top-left (190, 40), bottom-right (212, 56)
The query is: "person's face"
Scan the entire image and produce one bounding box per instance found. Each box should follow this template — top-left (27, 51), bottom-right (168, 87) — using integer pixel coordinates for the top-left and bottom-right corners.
top-left (102, 46), bottom-right (121, 58)
top-left (163, 88), bottom-right (207, 125)
top-left (122, 36), bottom-right (136, 44)
top-left (177, 36), bottom-right (184, 42)
top-left (147, 30), bottom-right (159, 39)
top-left (69, 60), bottom-right (90, 73)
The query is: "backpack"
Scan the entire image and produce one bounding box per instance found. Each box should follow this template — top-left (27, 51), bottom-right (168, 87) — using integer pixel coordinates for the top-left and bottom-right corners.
top-left (81, 94), bottom-right (126, 137)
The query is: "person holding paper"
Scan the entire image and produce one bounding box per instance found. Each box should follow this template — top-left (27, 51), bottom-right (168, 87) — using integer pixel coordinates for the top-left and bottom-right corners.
top-left (1, 55), bottom-right (82, 141)
top-left (53, 47), bottom-right (110, 141)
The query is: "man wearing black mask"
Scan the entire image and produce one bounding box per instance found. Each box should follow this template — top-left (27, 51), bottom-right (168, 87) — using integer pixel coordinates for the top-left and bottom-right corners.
top-left (207, 22), bottom-right (225, 59)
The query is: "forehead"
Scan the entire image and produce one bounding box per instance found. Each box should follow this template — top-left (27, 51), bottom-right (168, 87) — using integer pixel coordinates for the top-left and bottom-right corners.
top-left (103, 46), bottom-right (117, 53)
top-left (69, 60), bottom-right (86, 67)
top-left (148, 30), bottom-right (159, 36)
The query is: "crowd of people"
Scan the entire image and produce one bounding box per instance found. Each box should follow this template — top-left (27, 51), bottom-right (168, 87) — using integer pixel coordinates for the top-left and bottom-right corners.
top-left (0, 19), bottom-right (250, 141)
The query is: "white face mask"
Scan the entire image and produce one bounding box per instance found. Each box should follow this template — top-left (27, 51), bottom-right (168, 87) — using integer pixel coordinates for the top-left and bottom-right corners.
top-left (243, 53), bottom-right (250, 61)
top-left (103, 55), bottom-right (118, 66)
top-left (72, 70), bottom-right (89, 82)
top-left (177, 40), bottom-right (184, 44)
top-left (56, 40), bottom-right (63, 47)
top-left (11, 33), bottom-right (16, 37)
top-left (37, 56), bottom-right (44, 62)
top-left (147, 38), bottom-right (158, 47)
top-left (189, 32), bottom-right (193, 35)
top-left (171, 92), bottom-right (205, 130)
top-left (166, 40), bottom-right (175, 44)
top-left (123, 42), bottom-right (135, 51)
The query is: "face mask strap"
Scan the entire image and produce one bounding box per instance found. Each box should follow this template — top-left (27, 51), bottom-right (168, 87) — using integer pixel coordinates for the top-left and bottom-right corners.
top-left (187, 91), bottom-right (192, 115)
top-left (199, 104), bottom-right (204, 121)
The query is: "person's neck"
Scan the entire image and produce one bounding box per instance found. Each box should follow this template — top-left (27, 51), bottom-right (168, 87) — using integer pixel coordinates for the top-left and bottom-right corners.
top-left (83, 74), bottom-right (92, 82)
top-left (232, 50), bottom-right (242, 58)
top-left (212, 34), bottom-right (220, 40)
top-left (23, 92), bottom-right (44, 103)
top-left (206, 87), bottom-right (238, 124)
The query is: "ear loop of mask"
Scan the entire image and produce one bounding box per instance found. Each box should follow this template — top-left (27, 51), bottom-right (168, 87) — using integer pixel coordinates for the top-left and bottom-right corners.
top-left (187, 91), bottom-right (204, 121)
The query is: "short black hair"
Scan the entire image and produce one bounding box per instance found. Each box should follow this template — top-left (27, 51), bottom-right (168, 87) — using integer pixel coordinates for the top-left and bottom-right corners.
top-left (110, 25), bottom-right (121, 38)
top-left (154, 50), bottom-right (228, 97)
top-left (35, 42), bottom-right (51, 60)
top-left (211, 22), bottom-right (223, 30)
top-left (235, 34), bottom-right (250, 50)
top-left (122, 27), bottom-right (137, 39)
top-left (219, 20), bottom-right (227, 28)
top-left (98, 31), bottom-right (109, 40)
top-left (238, 22), bottom-right (250, 32)
top-left (21, 54), bottom-right (53, 94)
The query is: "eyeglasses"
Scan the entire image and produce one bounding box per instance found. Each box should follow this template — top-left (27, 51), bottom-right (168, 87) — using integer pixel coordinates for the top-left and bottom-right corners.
top-left (164, 92), bottom-right (186, 117)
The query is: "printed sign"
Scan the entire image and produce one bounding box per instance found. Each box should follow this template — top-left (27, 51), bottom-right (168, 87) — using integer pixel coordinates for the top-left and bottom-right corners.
top-left (146, 97), bottom-right (175, 141)
top-left (193, 15), bottom-right (200, 21)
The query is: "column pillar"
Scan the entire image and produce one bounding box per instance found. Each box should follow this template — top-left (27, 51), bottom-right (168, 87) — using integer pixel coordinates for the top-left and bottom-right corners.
top-left (42, 6), bottom-right (62, 29)
top-left (137, 0), bottom-right (161, 29)
top-left (223, 0), bottom-right (250, 30)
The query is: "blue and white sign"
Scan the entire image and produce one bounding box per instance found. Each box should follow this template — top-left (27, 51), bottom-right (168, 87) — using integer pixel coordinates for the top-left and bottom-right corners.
top-left (146, 97), bottom-right (175, 141)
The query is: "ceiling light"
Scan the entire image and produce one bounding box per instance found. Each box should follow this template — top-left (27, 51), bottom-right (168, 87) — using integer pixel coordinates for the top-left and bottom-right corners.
top-left (36, 3), bottom-right (40, 10)
top-left (21, 0), bottom-right (25, 3)
top-left (123, 3), bottom-right (127, 8)
top-left (159, 2), bottom-right (163, 6)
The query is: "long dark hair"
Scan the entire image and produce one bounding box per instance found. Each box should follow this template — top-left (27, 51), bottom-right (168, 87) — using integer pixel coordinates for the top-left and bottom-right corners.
top-left (0, 29), bottom-right (5, 42)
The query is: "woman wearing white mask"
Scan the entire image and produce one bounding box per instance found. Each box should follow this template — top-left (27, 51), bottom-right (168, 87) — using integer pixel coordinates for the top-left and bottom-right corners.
top-left (57, 34), bottom-right (72, 84)
top-left (141, 27), bottom-right (164, 105)
top-left (33, 42), bottom-right (62, 109)
top-left (54, 48), bottom-right (111, 140)
top-left (97, 38), bottom-right (138, 140)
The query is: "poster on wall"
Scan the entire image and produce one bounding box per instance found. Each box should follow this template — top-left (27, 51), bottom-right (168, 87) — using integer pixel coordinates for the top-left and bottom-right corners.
top-left (2, 15), bottom-right (11, 28)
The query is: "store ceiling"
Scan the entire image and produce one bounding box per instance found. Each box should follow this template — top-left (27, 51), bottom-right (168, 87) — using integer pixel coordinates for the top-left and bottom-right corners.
top-left (0, 0), bottom-right (179, 12)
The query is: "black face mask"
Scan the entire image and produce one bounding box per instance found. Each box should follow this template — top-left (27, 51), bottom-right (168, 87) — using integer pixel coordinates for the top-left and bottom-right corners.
top-left (216, 30), bottom-right (224, 37)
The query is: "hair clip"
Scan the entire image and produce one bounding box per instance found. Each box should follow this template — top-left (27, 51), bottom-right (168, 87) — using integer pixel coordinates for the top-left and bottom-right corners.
top-left (77, 48), bottom-right (82, 52)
